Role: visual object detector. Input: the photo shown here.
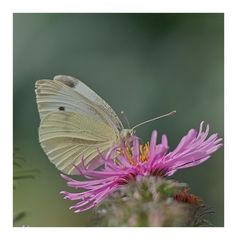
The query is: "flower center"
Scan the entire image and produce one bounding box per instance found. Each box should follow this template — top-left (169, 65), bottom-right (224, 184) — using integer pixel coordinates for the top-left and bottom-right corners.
top-left (119, 142), bottom-right (150, 166)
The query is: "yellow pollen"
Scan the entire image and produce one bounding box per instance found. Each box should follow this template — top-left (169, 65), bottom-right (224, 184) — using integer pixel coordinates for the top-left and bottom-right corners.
top-left (125, 146), bottom-right (137, 165)
top-left (139, 143), bottom-right (150, 162)
top-left (117, 142), bottom-right (150, 166)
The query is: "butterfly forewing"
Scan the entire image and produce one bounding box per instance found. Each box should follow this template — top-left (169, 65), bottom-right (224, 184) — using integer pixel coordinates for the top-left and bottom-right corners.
top-left (54, 75), bottom-right (123, 132)
top-left (36, 75), bottom-right (123, 132)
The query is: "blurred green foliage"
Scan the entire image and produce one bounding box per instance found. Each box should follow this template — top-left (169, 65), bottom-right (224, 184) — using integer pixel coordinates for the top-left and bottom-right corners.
top-left (13, 146), bottom-right (39, 225)
top-left (13, 13), bottom-right (224, 226)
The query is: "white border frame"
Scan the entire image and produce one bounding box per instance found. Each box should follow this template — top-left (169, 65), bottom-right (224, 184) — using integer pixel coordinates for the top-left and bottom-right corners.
top-left (1, 0), bottom-right (236, 239)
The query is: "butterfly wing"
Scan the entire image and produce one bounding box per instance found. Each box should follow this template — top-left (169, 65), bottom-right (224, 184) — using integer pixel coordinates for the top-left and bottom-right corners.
top-left (39, 111), bottom-right (117, 175)
top-left (35, 75), bottom-right (124, 132)
top-left (35, 75), bottom-right (124, 174)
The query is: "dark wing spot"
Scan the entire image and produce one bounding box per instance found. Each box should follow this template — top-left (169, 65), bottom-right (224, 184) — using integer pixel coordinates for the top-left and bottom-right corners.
top-left (54, 76), bottom-right (79, 88)
top-left (58, 106), bottom-right (65, 111)
top-left (58, 78), bottom-right (77, 88)
top-left (63, 80), bottom-right (76, 88)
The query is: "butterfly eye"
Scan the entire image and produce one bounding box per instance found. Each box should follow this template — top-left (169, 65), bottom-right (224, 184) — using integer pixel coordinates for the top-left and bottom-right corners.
top-left (58, 106), bottom-right (65, 111)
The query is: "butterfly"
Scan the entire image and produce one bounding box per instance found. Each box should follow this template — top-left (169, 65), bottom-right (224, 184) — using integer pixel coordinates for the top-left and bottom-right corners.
top-left (35, 75), bottom-right (175, 175)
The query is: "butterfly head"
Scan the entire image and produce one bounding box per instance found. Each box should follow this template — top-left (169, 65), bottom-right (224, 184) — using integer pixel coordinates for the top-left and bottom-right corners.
top-left (119, 129), bottom-right (134, 140)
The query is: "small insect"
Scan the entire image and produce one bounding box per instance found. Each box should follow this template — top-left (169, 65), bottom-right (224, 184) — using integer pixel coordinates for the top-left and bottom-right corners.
top-left (35, 75), bottom-right (175, 175)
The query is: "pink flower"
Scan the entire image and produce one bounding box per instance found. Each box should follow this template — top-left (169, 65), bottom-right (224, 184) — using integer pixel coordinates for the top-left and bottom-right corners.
top-left (60, 122), bottom-right (222, 213)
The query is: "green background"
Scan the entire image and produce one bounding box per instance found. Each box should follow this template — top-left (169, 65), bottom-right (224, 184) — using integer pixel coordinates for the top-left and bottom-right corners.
top-left (13, 13), bottom-right (224, 226)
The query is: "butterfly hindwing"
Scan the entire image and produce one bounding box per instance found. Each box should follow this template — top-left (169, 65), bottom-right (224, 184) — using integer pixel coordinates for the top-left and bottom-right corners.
top-left (39, 111), bottom-right (117, 174)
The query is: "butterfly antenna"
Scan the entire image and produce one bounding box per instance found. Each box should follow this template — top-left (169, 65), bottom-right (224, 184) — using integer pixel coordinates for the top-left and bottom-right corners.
top-left (121, 110), bottom-right (131, 129)
top-left (132, 110), bottom-right (176, 131)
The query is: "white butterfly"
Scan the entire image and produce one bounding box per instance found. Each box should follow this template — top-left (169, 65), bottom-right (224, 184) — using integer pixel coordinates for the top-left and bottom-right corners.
top-left (35, 75), bottom-right (175, 175)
